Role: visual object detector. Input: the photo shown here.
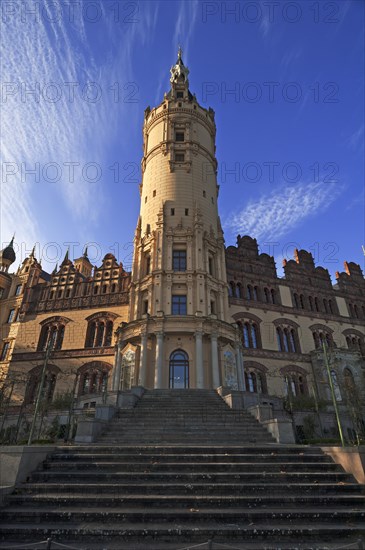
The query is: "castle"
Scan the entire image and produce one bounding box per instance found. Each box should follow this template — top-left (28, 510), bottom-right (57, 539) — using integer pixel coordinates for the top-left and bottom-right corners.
top-left (1, 50), bottom-right (364, 439)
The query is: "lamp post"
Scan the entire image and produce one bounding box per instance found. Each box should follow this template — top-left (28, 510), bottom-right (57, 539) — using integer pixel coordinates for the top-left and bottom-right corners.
top-left (27, 339), bottom-right (53, 446)
top-left (322, 340), bottom-right (345, 447)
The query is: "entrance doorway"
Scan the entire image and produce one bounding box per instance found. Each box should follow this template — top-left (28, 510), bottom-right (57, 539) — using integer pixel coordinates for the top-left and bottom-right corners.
top-left (169, 350), bottom-right (189, 388)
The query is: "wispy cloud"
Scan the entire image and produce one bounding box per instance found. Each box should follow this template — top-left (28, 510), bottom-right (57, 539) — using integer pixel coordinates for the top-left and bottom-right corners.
top-left (346, 124), bottom-right (364, 152)
top-left (0, 0), bottom-right (158, 266)
top-left (224, 181), bottom-right (344, 242)
top-left (172, 0), bottom-right (199, 62)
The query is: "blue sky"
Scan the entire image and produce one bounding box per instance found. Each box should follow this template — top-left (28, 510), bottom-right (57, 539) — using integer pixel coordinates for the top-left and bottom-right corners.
top-left (1, 0), bottom-right (364, 280)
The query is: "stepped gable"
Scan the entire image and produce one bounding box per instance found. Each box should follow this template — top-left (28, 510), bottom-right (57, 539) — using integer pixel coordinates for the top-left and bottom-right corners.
top-left (0, 389), bottom-right (364, 548)
top-left (283, 248), bottom-right (333, 289)
top-left (336, 261), bottom-right (365, 296)
top-left (226, 235), bottom-right (277, 278)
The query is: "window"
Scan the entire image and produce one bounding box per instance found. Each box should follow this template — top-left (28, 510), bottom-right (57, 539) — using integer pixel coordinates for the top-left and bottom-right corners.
top-left (208, 257), bottom-right (214, 276)
top-left (7, 309), bottom-right (15, 323)
top-left (172, 295), bottom-right (187, 315)
top-left (15, 284), bottom-right (22, 296)
top-left (153, 190), bottom-right (156, 197)
top-left (203, 190), bottom-right (206, 197)
top-left (284, 372), bottom-right (308, 397)
top-left (78, 362), bottom-right (111, 396)
top-left (172, 250), bottom-right (187, 271)
top-left (0, 288), bottom-right (4, 299)
top-left (171, 208), bottom-right (175, 216)
top-left (38, 322), bottom-right (65, 351)
top-left (143, 300), bottom-right (148, 314)
top-left (308, 296), bottom-right (314, 311)
top-left (245, 370), bottom-right (267, 394)
top-left (330, 370), bottom-right (342, 401)
top-left (210, 300), bottom-right (215, 314)
top-left (176, 132), bottom-right (184, 141)
top-left (276, 325), bottom-right (299, 353)
top-left (176, 92), bottom-right (184, 99)
top-left (185, 208), bottom-right (189, 216)
top-left (235, 283), bottom-right (242, 299)
top-left (85, 316), bottom-right (114, 348)
top-left (312, 328), bottom-right (333, 350)
top-left (146, 256), bottom-right (151, 275)
top-left (0, 342), bottom-right (10, 361)
top-left (239, 321), bottom-right (260, 349)
top-left (175, 153), bottom-right (185, 162)
top-left (65, 289), bottom-right (71, 298)
top-left (25, 365), bottom-right (59, 405)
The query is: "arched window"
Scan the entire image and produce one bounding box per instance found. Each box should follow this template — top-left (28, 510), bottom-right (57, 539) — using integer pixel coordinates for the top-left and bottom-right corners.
top-left (85, 314), bottom-right (115, 348)
top-left (250, 324), bottom-right (258, 348)
top-left (247, 285), bottom-right (253, 300)
top-left (228, 282), bottom-right (234, 297)
top-left (243, 323), bottom-right (250, 348)
top-left (314, 297), bottom-right (320, 312)
top-left (245, 369), bottom-right (267, 394)
top-left (330, 370), bottom-right (342, 402)
top-left (293, 293), bottom-right (299, 308)
top-left (283, 368), bottom-right (308, 397)
top-left (241, 321), bottom-right (260, 349)
top-left (25, 364), bottom-right (59, 405)
top-left (323, 299), bottom-right (328, 313)
top-left (235, 283), bottom-right (242, 299)
top-left (343, 367), bottom-right (355, 393)
top-left (78, 361), bottom-right (111, 396)
top-left (271, 289), bottom-right (276, 304)
top-left (328, 300), bottom-right (334, 314)
top-left (37, 319), bottom-right (67, 351)
top-left (169, 350), bottom-right (189, 389)
top-left (299, 294), bottom-right (305, 309)
top-left (354, 304), bottom-right (359, 318)
top-left (311, 327), bottom-right (334, 350)
top-left (264, 287), bottom-right (270, 303)
top-left (253, 286), bottom-right (259, 301)
top-left (276, 321), bottom-right (300, 353)
top-left (344, 331), bottom-right (365, 356)
top-left (111, 283), bottom-right (117, 293)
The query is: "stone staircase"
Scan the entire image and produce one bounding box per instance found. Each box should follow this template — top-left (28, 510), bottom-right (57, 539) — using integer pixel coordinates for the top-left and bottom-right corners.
top-left (0, 389), bottom-right (364, 549)
top-left (99, 389), bottom-right (275, 444)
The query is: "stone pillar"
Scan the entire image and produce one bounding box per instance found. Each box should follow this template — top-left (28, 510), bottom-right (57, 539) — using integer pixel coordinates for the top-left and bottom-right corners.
top-left (139, 332), bottom-right (148, 387)
top-left (211, 333), bottom-right (220, 388)
top-left (154, 332), bottom-right (164, 389)
top-left (235, 342), bottom-right (245, 391)
top-left (195, 331), bottom-right (204, 388)
top-left (112, 341), bottom-right (122, 391)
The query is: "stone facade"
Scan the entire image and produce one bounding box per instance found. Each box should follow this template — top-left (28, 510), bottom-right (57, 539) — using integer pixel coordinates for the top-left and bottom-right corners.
top-left (1, 51), bottom-right (364, 439)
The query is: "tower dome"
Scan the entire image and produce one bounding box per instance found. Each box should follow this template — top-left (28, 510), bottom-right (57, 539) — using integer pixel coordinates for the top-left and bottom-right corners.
top-left (0, 236), bottom-right (16, 272)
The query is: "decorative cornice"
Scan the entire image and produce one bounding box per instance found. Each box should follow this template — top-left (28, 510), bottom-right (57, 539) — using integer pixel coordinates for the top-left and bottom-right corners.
top-left (12, 346), bottom-right (115, 362)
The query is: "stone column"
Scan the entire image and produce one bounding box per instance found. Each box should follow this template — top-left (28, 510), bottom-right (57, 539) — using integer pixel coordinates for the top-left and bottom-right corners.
top-left (235, 342), bottom-right (245, 391)
top-left (211, 333), bottom-right (220, 388)
top-left (154, 332), bottom-right (164, 389)
top-left (139, 332), bottom-right (148, 387)
top-left (195, 331), bottom-right (204, 388)
top-left (112, 341), bottom-right (123, 391)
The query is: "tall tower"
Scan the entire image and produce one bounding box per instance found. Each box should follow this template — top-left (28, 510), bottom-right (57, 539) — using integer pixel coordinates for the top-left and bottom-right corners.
top-left (113, 50), bottom-right (243, 391)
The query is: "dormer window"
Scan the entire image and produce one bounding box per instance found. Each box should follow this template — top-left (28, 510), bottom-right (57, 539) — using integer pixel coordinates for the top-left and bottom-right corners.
top-left (176, 92), bottom-right (183, 99)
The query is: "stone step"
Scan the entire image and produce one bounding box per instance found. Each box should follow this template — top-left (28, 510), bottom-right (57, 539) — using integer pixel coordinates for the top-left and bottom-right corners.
top-left (1, 521), bottom-right (365, 550)
top-left (2, 506), bottom-right (365, 525)
top-left (41, 461), bottom-right (340, 472)
top-left (52, 445), bottom-right (323, 454)
top-left (9, 494), bottom-right (365, 508)
top-left (48, 452), bottom-right (333, 463)
top-left (29, 470), bottom-right (352, 483)
top-left (14, 481), bottom-right (363, 496)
